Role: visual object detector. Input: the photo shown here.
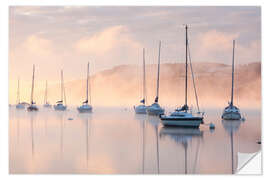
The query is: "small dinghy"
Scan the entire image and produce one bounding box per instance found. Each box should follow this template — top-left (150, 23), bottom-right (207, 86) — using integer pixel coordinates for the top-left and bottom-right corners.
top-left (134, 48), bottom-right (147, 114)
top-left (78, 62), bottom-right (92, 113)
top-left (146, 41), bottom-right (164, 116)
top-left (222, 40), bottom-right (241, 120)
top-left (160, 25), bottom-right (203, 128)
top-left (43, 80), bottom-right (52, 108)
top-left (54, 70), bottom-right (67, 111)
top-left (27, 65), bottom-right (38, 111)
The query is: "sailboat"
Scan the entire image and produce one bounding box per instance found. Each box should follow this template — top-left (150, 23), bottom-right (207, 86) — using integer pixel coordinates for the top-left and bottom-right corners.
top-left (146, 41), bottom-right (165, 116)
top-left (43, 80), bottom-right (51, 108)
top-left (134, 48), bottom-right (147, 114)
top-left (27, 65), bottom-right (38, 111)
top-left (15, 78), bottom-right (25, 109)
top-left (77, 62), bottom-right (93, 113)
top-left (222, 40), bottom-right (241, 120)
top-left (160, 25), bottom-right (204, 128)
top-left (54, 70), bottom-right (67, 111)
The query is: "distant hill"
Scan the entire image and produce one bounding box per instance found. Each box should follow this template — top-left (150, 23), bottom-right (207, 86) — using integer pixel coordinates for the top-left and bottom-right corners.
top-left (38, 62), bottom-right (261, 109)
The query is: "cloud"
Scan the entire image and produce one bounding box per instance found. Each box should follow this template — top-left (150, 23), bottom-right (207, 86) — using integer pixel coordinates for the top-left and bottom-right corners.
top-left (196, 30), bottom-right (239, 58)
top-left (9, 34), bottom-right (65, 83)
top-left (9, 34), bottom-right (57, 68)
top-left (75, 25), bottom-right (142, 55)
top-left (9, 6), bottom-right (260, 85)
top-left (191, 30), bottom-right (260, 63)
top-left (21, 35), bottom-right (54, 55)
top-left (237, 40), bottom-right (261, 62)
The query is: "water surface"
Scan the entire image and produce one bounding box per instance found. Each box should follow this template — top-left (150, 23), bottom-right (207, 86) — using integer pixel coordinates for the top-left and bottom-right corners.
top-left (9, 106), bottom-right (261, 174)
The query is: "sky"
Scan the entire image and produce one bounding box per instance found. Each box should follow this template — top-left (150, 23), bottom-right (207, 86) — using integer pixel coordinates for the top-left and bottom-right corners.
top-left (9, 6), bottom-right (261, 82)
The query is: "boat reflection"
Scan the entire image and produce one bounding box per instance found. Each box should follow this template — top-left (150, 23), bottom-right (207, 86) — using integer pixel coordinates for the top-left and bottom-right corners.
top-left (77, 113), bottom-right (92, 169)
top-left (159, 127), bottom-right (203, 174)
top-left (221, 120), bottom-right (241, 174)
top-left (54, 111), bottom-right (67, 161)
top-left (60, 112), bottom-right (64, 159)
top-left (13, 109), bottom-right (26, 145)
top-left (134, 114), bottom-right (147, 173)
top-left (147, 115), bottom-right (161, 173)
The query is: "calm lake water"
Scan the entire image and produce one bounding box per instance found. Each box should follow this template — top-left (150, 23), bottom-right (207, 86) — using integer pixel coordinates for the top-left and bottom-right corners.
top-left (9, 106), bottom-right (261, 174)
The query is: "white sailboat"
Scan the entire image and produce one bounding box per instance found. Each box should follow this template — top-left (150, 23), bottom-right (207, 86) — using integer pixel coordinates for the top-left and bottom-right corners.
top-left (54, 70), bottom-right (67, 111)
top-left (27, 65), bottom-right (38, 111)
top-left (43, 80), bottom-right (51, 108)
top-left (15, 78), bottom-right (25, 109)
top-left (134, 48), bottom-right (147, 114)
top-left (222, 40), bottom-right (241, 120)
top-left (77, 62), bottom-right (93, 113)
top-left (146, 41), bottom-right (165, 116)
top-left (160, 25), bottom-right (204, 128)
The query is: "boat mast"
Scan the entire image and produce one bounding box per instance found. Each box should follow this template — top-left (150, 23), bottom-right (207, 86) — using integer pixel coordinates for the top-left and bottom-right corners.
top-left (143, 48), bottom-right (146, 105)
top-left (89, 63), bottom-right (92, 106)
top-left (155, 41), bottom-right (161, 103)
top-left (61, 70), bottom-right (63, 103)
top-left (62, 70), bottom-right (67, 106)
top-left (31, 65), bottom-right (35, 105)
top-left (63, 83), bottom-right (67, 106)
top-left (86, 62), bottom-right (89, 104)
top-left (44, 80), bottom-right (48, 104)
top-left (184, 25), bottom-right (188, 110)
top-left (231, 40), bottom-right (235, 106)
top-left (17, 78), bottom-right (20, 104)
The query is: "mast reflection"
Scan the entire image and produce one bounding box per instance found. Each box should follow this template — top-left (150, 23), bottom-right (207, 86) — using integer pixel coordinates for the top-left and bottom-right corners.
top-left (160, 127), bottom-right (203, 174)
top-left (78, 113), bottom-right (92, 169)
top-left (29, 112), bottom-right (37, 160)
top-left (147, 115), bottom-right (160, 174)
top-left (222, 120), bottom-right (241, 174)
top-left (134, 114), bottom-right (147, 174)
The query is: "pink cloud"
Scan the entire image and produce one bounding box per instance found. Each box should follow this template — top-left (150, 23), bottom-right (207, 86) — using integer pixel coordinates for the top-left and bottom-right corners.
top-left (197, 30), bottom-right (239, 55)
top-left (75, 25), bottom-right (142, 55)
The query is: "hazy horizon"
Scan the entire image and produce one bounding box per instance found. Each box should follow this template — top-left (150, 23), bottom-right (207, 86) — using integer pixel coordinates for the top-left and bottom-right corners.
top-left (9, 62), bottom-right (261, 109)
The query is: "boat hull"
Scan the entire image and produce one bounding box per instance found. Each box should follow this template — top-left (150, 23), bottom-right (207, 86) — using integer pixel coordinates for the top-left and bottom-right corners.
top-left (160, 116), bottom-right (203, 128)
top-left (161, 119), bottom-right (202, 128)
top-left (77, 106), bottom-right (92, 113)
top-left (222, 111), bottom-right (241, 120)
top-left (134, 105), bottom-right (147, 114)
top-left (54, 105), bottom-right (67, 111)
top-left (16, 104), bottom-right (25, 109)
top-left (27, 105), bottom-right (38, 111)
top-left (43, 104), bottom-right (51, 108)
top-left (146, 108), bottom-right (164, 116)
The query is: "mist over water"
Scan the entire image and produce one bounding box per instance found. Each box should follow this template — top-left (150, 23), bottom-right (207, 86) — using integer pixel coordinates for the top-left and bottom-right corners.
top-left (9, 106), bottom-right (260, 174)
top-left (9, 62), bottom-right (260, 109)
